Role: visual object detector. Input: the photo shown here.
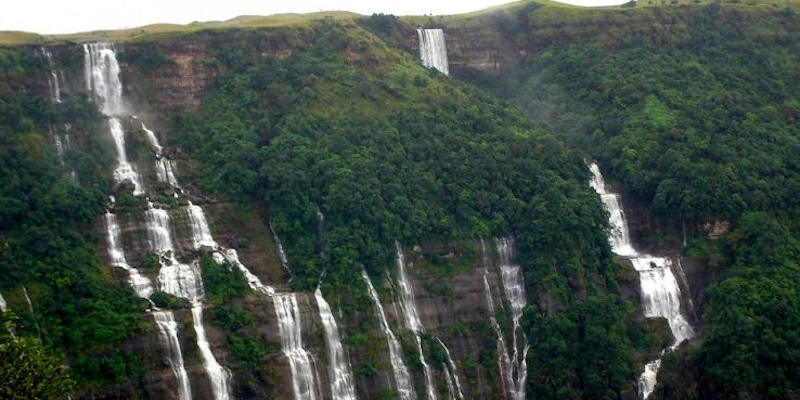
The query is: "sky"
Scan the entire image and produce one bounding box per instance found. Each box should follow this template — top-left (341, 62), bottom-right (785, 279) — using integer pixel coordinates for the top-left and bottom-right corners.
top-left (1, 0), bottom-right (628, 35)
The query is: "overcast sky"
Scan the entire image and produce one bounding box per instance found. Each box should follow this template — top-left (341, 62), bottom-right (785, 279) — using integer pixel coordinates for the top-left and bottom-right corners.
top-left (1, 0), bottom-right (627, 35)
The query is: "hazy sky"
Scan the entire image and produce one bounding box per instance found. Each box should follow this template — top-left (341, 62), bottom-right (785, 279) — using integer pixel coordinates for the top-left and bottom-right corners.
top-left (2, 0), bottom-right (627, 35)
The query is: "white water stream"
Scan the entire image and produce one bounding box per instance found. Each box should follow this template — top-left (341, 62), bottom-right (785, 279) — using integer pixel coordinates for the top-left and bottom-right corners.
top-left (153, 310), bottom-right (193, 400)
top-left (361, 269), bottom-right (416, 400)
top-left (417, 29), bottom-right (449, 75)
top-left (275, 293), bottom-right (321, 400)
top-left (394, 242), bottom-right (437, 400)
top-left (588, 162), bottom-right (694, 399)
top-left (314, 287), bottom-right (357, 400)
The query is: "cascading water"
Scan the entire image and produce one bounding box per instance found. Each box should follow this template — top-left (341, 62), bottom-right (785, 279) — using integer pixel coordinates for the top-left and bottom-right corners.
top-left (480, 238), bottom-right (513, 398)
top-left (85, 44), bottom-right (143, 194)
top-left (187, 201), bottom-right (218, 249)
top-left (274, 294), bottom-right (321, 400)
top-left (84, 43), bottom-right (125, 115)
top-left (42, 47), bottom-right (62, 103)
top-left (139, 120), bottom-right (179, 187)
top-left (394, 242), bottom-right (437, 400)
top-left (270, 222), bottom-right (292, 277)
top-left (105, 211), bottom-right (154, 298)
top-left (153, 310), bottom-right (193, 400)
top-left (495, 238), bottom-right (529, 400)
top-left (85, 43), bottom-right (232, 400)
top-left (588, 162), bottom-right (694, 399)
top-left (314, 287), bottom-right (357, 400)
top-left (588, 163), bottom-right (637, 257)
top-left (417, 29), bottom-right (449, 75)
top-left (435, 337), bottom-right (464, 400)
top-left (360, 269), bottom-right (416, 400)
top-left (0, 292), bottom-right (6, 313)
top-left (192, 302), bottom-right (232, 400)
top-left (108, 118), bottom-right (144, 194)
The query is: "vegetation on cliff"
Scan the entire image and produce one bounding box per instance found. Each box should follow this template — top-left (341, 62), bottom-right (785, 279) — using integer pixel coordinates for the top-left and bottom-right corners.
top-left (451, 1), bottom-right (800, 398)
top-left (0, 48), bottom-right (145, 391)
top-left (166, 18), bottom-right (649, 398)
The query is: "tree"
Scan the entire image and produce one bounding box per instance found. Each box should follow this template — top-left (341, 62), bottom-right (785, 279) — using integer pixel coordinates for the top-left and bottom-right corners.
top-left (0, 337), bottom-right (74, 400)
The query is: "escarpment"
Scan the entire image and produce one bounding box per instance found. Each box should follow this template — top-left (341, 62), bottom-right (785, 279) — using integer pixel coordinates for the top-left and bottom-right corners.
top-left (10, 1), bottom-right (798, 399)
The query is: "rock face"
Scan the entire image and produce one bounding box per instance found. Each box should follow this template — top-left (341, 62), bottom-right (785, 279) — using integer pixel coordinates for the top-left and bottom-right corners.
top-left (31, 20), bottom-right (714, 400)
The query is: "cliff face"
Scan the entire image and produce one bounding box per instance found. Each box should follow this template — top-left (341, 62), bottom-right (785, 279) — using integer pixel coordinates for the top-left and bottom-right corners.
top-left (17, 10), bottom-right (720, 399)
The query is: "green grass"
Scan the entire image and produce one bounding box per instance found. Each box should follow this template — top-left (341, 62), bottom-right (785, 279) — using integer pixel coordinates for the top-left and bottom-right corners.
top-left (0, 11), bottom-right (360, 46)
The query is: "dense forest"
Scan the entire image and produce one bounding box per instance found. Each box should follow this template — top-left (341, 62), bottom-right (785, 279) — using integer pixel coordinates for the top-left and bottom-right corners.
top-left (0, 0), bottom-right (799, 399)
top-left (0, 48), bottom-right (146, 390)
top-left (458, 1), bottom-right (800, 398)
top-left (168, 20), bottom-right (657, 397)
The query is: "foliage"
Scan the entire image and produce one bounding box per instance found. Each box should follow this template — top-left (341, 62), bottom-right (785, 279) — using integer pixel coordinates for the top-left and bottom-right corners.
top-left (524, 297), bottom-right (639, 399)
top-left (0, 337), bottom-right (74, 400)
top-left (482, 5), bottom-right (800, 223)
top-left (168, 21), bottom-right (638, 397)
top-left (199, 253), bottom-right (250, 304)
top-left (691, 213), bottom-right (800, 399)
top-left (0, 48), bottom-right (144, 390)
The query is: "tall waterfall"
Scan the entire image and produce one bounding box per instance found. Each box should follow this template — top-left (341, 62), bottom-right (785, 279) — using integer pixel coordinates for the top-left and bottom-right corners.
top-left (85, 44), bottom-right (143, 194)
top-left (86, 43), bottom-right (232, 400)
top-left (192, 303), bottom-right (232, 400)
top-left (274, 294), bottom-right (321, 400)
top-left (0, 292), bottom-right (6, 313)
top-left (480, 238), bottom-right (514, 398)
top-left (105, 212), bottom-right (154, 298)
top-left (360, 269), bottom-right (416, 400)
top-left (435, 337), bottom-right (464, 400)
top-left (153, 310), bottom-right (193, 400)
top-left (42, 47), bottom-right (62, 103)
top-left (495, 238), bottom-right (529, 400)
top-left (417, 29), bottom-right (449, 75)
top-left (395, 242), bottom-right (437, 400)
top-left (84, 43), bottom-right (125, 115)
top-left (588, 163), bottom-right (694, 399)
top-left (314, 287), bottom-right (357, 400)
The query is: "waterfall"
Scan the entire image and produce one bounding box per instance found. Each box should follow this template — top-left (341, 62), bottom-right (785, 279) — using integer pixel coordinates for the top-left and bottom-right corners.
top-left (480, 238), bottom-right (513, 398)
top-left (274, 294), bottom-right (321, 400)
top-left (156, 159), bottom-right (179, 187)
top-left (105, 212), bottom-right (154, 298)
top-left (588, 163), bottom-right (694, 399)
top-left (417, 29), bottom-right (449, 75)
top-left (495, 238), bottom-right (529, 400)
top-left (270, 222), bottom-right (292, 277)
top-left (139, 121), bottom-right (179, 187)
top-left (632, 258), bottom-right (694, 344)
top-left (360, 269), bottom-right (416, 400)
top-left (314, 288), bottom-right (357, 400)
top-left (435, 337), bottom-right (464, 400)
top-left (84, 43), bottom-right (125, 115)
top-left (638, 359), bottom-right (661, 399)
top-left (588, 163), bottom-right (637, 256)
top-left (85, 43), bottom-right (231, 399)
top-left (108, 118), bottom-right (144, 194)
top-left (42, 47), bottom-right (62, 103)
top-left (146, 206), bottom-right (176, 255)
top-left (187, 201), bottom-right (218, 249)
top-left (85, 44), bottom-right (143, 194)
top-left (395, 242), bottom-right (437, 400)
top-left (0, 292), bottom-right (6, 313)
top-left (140, 122), bottom-right (163, 156)
top-left (191, 302), bottom-right (232, 400)
top-left (153, 310), bottom-right (193, 400)
top-left (217, 248), bottom-right (276, 296)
